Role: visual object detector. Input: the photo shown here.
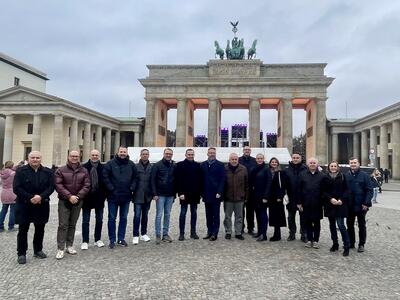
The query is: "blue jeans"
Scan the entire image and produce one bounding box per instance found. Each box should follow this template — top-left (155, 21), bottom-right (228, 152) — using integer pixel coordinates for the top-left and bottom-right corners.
top-left (107, 201), bottom-right (130, 243)
top-left (372, 187), bottom-right (379, 202)
top-left (133, 202), bottom-right (151, 237)
top-left (0, 203), bottom-right (15, 230)
top-left (329, 216), bottom-right (350, 248)
top-left (205, 202), bottom-right (221, 237)
top-left (179, 203), bottom-right (198, 235)
top-left (155, 196), bottom-right (174, 237)
top-left (82, 207), bottom-right (104, 243)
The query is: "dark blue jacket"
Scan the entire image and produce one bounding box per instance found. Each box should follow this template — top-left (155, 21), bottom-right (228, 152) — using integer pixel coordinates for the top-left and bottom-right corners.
top-left (200, 159), bottom-right (225, 203)
top-left (345, 169), bottom-right (373, 213)
top-left (285, 162), bottom-right (307, 210)
top-left (239, 155), bottom-right (257, 175)
top-left (150, 159), bottom-right (176, 197)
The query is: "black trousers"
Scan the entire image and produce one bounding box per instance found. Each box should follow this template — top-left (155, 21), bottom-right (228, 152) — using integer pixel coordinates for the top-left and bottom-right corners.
top-left (243, 202), bottom-right (255, 232)
top-left (17, 223), bottom-right (45, 256)
top-left (305, 219), bottom-right (321, 242)
top-left (287, 209), bottom-right (306, 236)
top-left (347, 210), bottom-right (367, 246)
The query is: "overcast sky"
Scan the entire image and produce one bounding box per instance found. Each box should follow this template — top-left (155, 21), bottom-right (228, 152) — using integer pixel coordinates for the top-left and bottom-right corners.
top-left (1, 0), bottom-right (399, 136)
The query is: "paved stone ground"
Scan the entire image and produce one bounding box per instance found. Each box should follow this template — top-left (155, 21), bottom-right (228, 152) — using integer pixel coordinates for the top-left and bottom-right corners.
top-left (0, 182), bottom-right (400, 299)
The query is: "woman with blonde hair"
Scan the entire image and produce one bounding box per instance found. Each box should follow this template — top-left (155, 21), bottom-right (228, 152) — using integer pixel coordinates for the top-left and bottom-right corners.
top-left (0, 161), bottom-right (17, 231)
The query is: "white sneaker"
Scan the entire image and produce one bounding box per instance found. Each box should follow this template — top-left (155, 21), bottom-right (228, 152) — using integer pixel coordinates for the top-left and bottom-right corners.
top-left (140, 234), bottom-right (151, 242)
top-left (56, 250), bottom-right (64, 260)
top-left (66, 246), bottom-right (77, 255)
top-left (94, 240), bottom-right (105, 248)
top-left (132, 236), bottom-right (139, 245)
top-left (81, 242), bottom-right (88, 250)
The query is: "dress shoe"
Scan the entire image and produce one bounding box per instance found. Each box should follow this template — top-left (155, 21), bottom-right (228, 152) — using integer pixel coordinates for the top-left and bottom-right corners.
top-left (330, 243), bottom-right (339, 252)
top-left (225, 233), bottom-right (232, 240)
top-left (269, 236), bottom-right (281, 242)
top-left (17, 255), bottom-right (26, 264)
top-left (256, 236), bottom-right (268, 242)
top-left (300, 235), bottom-right (308, 243)
top-left (34, 251), bottom-right (47, 259)
top-left (357, 245), bottom-right (365, 253)
top-left (190, 233), bottom-right (199, 239)
top-left (209, 235), bottom-right (217, 241)
top-left (203, 234), bottom-right (211, 240)
top-left (287, 235), bottom-right (295, 241)
top-left (235, 235), bottom-right (244, 240)
top-left (343, 248), bottom-right (350, 257)
top-left (253, 232), bottom-right (261, 238)
top-left (178, 235), bottom-right (185, 241)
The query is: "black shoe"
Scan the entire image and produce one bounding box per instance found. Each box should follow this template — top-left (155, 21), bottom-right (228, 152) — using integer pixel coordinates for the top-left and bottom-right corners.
top-left (330, 243), bottom-right (339, 252)
top-left (190, 233), bottom-right (199, 240)
top-left (235, 235), bottom-right (244, 240)
top-left (349, 244), bottom-right (355, 249)
top-left (203, 234), bottom-right (211, 240)
top-left (34, 251), bottom-right (47, 259)
top-left (178, 235), bottom-right (185, 241)
top-left (300, 235), bottom-right (308, 243)
top-left (209, 235), bottom-right (217, 241)
top-left (287, 235), bottom-right (295, 241)
top-left (109, 242), bottom-right (115, 249)
top-left (269, 236), bottom-right (281, 242)
top-left (117, 240), bottom-right (128, 247)
top-left (247, 229), bottom-right (254, 235)
top-left (357, 245), bottom-right (365, 253)
top-left (343, 248), bottom-right (350, 257)
top-left (17, 255), bottom-right (26, 264)
top-left (225, 233), bottom-right (232, 240)
top-left (253, 232), bottom-right (261, 238)
top-left (256, 236), bottom-right (268, 242)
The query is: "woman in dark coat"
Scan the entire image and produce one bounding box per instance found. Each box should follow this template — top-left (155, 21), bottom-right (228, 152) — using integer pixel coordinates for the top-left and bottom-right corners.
top-left (268, 157), bottom-right (288, 241)
top-left (249, 153), bottom-right (272, 241)
top-left (323, 161), bottom-right (351, 256)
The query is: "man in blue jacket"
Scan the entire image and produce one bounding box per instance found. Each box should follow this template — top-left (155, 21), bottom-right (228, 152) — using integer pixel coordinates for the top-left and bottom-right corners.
top-left (200, 147), bottom-right (226, 241)
top-left (345, 157), bottom-right (373, 253)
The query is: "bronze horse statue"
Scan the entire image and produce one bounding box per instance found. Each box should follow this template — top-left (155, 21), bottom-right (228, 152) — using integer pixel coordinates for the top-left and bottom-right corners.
top-left (247, 39), bottom-right (257, 59)
top-left (214, 41), bottom-right (224, 59)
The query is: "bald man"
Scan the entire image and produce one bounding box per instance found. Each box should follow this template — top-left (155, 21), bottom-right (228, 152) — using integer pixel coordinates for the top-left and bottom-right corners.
top-left (13, 151), bottom-right (55, 264)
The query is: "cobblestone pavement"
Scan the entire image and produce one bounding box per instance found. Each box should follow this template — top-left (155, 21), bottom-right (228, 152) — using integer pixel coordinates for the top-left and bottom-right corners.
top-left (0, 190), bottom-right (399, 299)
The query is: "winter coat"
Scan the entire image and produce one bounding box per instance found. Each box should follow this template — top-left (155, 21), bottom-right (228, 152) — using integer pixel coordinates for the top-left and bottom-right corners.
top-left (370, 176), bottom-right (380, 189)
top-left (249, 164), bottom-right (272, 208)
top-left (224, 164), bottom-right (248, 202)
top-left (13, 165), bottom-right (55, 224)
top-left (285, 162), bottom-right (307, 211)
top-left (268, 170), bottom-right (288, 227)
top-left (345, 169), bottom-right (373, 213)
top-left (103, 156), bottom-right (139, 202)
top-left (200, 159), bottom-right (226, 203)
top-left (175, 159), bottom-right (203, 204)
top-left (0, 168), bottom-right (17, 204)
top-left (82, 160), bottom-right (107, 210)
top-left (298, 169), bottom-right (326, 221)
top-left (322, 172), bottom-right (350, 218)
top-left (55, 162), bottom-right (91, 208)
top-left (150, 159), bottom-right (176, 197)
top-left (133, 160), bottom-right (153, 204)
top-left (239, 155), bottom-right (257, 174)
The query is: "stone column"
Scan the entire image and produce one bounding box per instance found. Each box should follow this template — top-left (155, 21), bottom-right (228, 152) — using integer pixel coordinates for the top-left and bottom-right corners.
top-left (95, 126), bottom-right (102, 154)
top-left (134, 132), bottom-right (140, 147)
top-left (82, 122), bottom-right (91, 161)
top-left (53, 114), bottom-right (63, 166)
top-left (361, 130), bottom-right (368, 166)
top-left (176, 98), bottom-right (187, 147)
top-left (114, 131), bottom-right (120, 154)
top-left (105, 128), bottom-right (111, 161)
top-left (331, 133), bottom-right (339, 161)
top-left (369, 127), bottom-right (377, 167)
top-left (315, 99), bottom-right (327, 164)
top-left (3, 114), bottom-right (14, 162)
top-left (32, 114), bottom-right (42, 151)
top-left (277, 98), bottom-right (293, 154)
top-left (353, 132), bottom-right (360, 161)
top-left (380, 123), bottom-right (388, 169)
top-left (120, 132), bottom-right (127, 147)
top-left (391, 120), bottom-right (400, 180)
top-left (208, 98), bottom-right (220, 147)
top-left (144, 97), bottom-right (156, 146)
top-left (249, 98), bottom-right (261, 148)
top-left (69, 119), bottom-right (79, 151)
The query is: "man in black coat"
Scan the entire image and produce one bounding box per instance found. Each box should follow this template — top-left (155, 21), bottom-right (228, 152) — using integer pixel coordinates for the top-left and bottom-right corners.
top-left (175, 149), bottom-right (203, 241)
top-left (13, 151), bottom-right (55, 264)
top-left (81, 149), bottom-right (107, 250)
top-left (239, 146), bottom-right (257, 234)
top-left (285, 152), bottom-right (307, 242)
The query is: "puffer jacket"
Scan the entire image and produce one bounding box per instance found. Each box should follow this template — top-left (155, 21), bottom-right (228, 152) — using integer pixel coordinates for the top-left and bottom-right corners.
top-left (55, 162), bottom-right (90, 203)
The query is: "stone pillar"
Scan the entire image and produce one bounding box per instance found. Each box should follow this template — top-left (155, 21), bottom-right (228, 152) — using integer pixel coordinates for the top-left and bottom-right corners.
top-left (361, 130), bottom-right (368, 166)
top-left (332, 133), bottom-right (339, 161)
top-left (391, 120), bottom-right (400, 180)
top-left (114, 131), bottom-right (120, 154)
top-left (277, 98), bottom-right (293, 153)
top-left (69, 119), bottom-right (79, 151)
top-left (208, 98), bottom-right (221, 147)
top-left (369, 127), bottom-right (377, 167)
top-left (315, 99), bottom-right (327, 164)
top-left (249, 98), bottom-right (261, 148)
top-left (95, 126), bottom-right (102, 154)
top-left (134, 132), bottom-right (140, 147)
top-left (144, 97), bottom-right (156, 146)
top-left (120, 132), bottom-right (127, 147)
top-left (32, 114), bottom-right (42, 151)
top-left (176, 98), bottom-right (187, 147)
top-left (105, 128), bottom-right (111, 161)
top-left (82, 122), bottom-right (91, 162)
top-left (3, 114), bottom-right (14, 162)
top-left (380, 123), bottom-right (388, 169)
top-left (53, 114), bottom-right (63, 166)
top-left (353, 132), bottom-right (360, 161)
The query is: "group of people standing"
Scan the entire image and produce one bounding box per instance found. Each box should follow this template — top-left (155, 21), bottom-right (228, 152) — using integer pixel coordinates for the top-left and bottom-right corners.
top-left (2, 145), bottom-right (374, 264)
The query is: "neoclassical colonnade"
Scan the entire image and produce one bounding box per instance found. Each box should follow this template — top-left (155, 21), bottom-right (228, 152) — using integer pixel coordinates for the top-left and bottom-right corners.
top-left (140, 59), bottom-right (333, 164)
